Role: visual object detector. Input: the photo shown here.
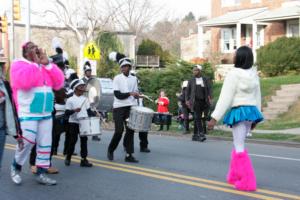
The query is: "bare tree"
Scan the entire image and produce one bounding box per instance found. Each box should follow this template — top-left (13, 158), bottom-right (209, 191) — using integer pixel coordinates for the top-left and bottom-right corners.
top-left (108, 0), bottom-right (162, 38)
top-left (146, 17), bottom-right (198, 57)
top-left (33, 0), bottom-right (117, 67)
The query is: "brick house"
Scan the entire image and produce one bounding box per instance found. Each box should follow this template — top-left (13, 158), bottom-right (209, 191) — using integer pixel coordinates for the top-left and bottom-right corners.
top-left (199, 0), bottom-right (300, 80)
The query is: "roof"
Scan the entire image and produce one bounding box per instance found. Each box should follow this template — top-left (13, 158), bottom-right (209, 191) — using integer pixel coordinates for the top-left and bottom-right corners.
top-left (255, 5), bottom-right (300, 22)
top-left (199, 7), bottom-right (268, 27)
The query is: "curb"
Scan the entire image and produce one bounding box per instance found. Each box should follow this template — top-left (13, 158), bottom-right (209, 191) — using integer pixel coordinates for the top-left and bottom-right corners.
top-left (207, 135), bottom-right (300, 148)
top-left (103, 128), bottom-right (300, 148)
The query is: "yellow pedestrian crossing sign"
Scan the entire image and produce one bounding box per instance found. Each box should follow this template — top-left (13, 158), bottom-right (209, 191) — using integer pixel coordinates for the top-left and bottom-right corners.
top-left (83, 42), bottom-right (101, 60)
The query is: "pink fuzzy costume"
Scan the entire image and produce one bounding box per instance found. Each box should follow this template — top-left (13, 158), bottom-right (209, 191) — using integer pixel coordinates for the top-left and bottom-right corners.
top-left (10, 59), bottom-right (64, 113)
top-left (227, 149), bottom-right (257, 191)
top-left (10, 58), bottom-right (64, 173)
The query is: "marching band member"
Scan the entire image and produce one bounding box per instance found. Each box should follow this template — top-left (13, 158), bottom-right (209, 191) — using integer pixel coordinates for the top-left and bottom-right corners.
top-left (81, 61), bottom-right (101, 142)
top-left (10, 42), bottom-right (64, 185)
top-left (64, 78), bottom-right (95, 167)
top-left (107, 52), bottom-right (139, 163)
top-left (82, 61), bottom-right (93, 83)
top-left (130, 70), bottom-right (150, 153)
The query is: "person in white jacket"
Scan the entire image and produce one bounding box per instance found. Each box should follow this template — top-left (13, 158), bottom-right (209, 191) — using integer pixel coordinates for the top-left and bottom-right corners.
top-left (208, 46), bottom-right (263, 192)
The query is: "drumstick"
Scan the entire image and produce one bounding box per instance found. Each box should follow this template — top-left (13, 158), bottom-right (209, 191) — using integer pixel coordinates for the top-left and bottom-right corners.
top-left (80, 98), bottom-right (88, 109)
top-left (140, 94), bottom-right (154, 102)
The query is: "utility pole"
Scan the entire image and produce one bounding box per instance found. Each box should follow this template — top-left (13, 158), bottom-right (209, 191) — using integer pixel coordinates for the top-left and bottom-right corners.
top-left (25, 0), bottom-right (31, 41)
top-left (10, 0), bottom-right (15, 61)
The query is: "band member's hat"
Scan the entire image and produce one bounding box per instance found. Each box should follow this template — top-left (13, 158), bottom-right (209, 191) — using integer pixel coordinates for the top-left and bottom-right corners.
top-left (109, 51), bottom-right (132, 68)
top-left (70, 79), bottom-right (85, 90)
top-left (83, 61), bottom-right (92, 72)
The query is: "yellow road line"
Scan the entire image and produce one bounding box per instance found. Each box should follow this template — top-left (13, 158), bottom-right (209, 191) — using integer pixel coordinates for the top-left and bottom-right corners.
top-left (54, 152), bottom-right (300, 200)
top-left (71, 158), bottom-right (282, 200)
top-left (5, 144), bottom-right (300, 200)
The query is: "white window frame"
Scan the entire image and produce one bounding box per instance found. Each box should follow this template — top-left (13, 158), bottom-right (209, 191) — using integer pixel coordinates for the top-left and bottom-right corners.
top-left (221, 0), bottom-right (241, 7)
top-left (257, 25), bottom-right (264, 48)
top-left (286, 20), bottom-right (299, 37)
top-left (220, 28), bottom-right (237, 53)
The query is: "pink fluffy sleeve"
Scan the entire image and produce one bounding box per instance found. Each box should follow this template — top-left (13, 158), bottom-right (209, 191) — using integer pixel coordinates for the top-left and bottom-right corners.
top-left (10, 61), bottom-right (41, 90)
top-left (44, 63), bottom-right (65, 90)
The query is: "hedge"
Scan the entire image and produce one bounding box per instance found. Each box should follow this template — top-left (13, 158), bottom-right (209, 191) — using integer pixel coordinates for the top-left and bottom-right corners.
top-left (137, 61), bottom-right (214, 114)
top-left (256, 37), bottom-right (300, 76)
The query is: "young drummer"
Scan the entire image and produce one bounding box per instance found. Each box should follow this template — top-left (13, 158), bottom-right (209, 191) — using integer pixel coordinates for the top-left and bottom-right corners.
top-left (107, 52), bottom-right (140, 163)
top-left (64, 78), bottom-right (96, 167)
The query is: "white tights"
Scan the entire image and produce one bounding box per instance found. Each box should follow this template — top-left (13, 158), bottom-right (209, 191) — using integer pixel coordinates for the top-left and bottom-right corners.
top-left (232, 121), bottom-right (252, 153)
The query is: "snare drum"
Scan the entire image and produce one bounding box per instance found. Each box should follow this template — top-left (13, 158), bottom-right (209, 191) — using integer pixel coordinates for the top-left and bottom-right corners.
top-left (78, 117), bottom-right (102, 136)
top-left (128, 106), bottom-right (154, 132)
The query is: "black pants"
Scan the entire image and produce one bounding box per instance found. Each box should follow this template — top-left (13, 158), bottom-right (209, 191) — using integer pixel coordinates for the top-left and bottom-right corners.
top-left (64, 123), bottom-right (71, 155)
top-left (66, 123), bottom-right (88, 160)
top-left (29, 145), bottom-right (36, 166)
top-left (182, 105), bottom-right (191, 131)
top-left (108, 106), bottom-right (134, 154)
top-left (139, 132), bottom-right (148, 149)
top-left (193, 100), bottom-right (208, 138)
top-left (159, 114), bottom-right (170, 131)
top-left (52, 116), bottom-right (67, 153)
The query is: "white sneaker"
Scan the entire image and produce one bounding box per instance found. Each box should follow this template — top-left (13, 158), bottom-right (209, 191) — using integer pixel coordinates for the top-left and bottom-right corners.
top-left (36, 174), bottom-right (57, 186)
top-left (10, 165), bottom-right (22, 185)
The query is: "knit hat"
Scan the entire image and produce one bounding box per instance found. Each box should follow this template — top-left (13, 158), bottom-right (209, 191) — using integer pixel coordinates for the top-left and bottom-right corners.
top-left (109, 51), bottom-right (132, 68)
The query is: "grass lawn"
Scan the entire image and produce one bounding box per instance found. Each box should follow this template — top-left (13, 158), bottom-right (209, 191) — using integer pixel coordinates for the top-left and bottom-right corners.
top-left (213, 75), bottom-right (300, 106)
top-left (157, 121), bottom-right (300, 143)
top-left (212, 75), bottom-right (300, 130)
top-left (260, 75), bottom-right (300, 106)
top-left (257, 100), bottom-right (300, 130)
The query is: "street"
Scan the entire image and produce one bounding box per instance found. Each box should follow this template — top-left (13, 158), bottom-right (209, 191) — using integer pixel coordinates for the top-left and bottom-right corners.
top-left (0, 131), bottom-right (300, 200)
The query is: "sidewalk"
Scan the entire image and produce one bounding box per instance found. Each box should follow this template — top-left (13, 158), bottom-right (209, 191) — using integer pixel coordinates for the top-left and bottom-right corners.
top-left (215, 125), bottom-right (300, 135)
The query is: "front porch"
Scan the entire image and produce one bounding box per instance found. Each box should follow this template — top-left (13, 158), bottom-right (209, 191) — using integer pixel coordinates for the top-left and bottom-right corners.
top-left (199, 5), bottom-right (300, 66)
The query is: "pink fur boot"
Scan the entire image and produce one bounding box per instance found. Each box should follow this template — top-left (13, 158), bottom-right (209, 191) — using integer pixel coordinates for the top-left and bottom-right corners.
top-left (227, 150), bottom-right (238, 185)
top-left (234, 150), bottom-right (257, 191)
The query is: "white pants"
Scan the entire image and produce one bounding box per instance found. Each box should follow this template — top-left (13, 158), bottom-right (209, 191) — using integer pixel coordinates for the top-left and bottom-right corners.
top-left (232, 121), bottom-right (252, 153)
top-left (14, 119), bottom-right (52, 168)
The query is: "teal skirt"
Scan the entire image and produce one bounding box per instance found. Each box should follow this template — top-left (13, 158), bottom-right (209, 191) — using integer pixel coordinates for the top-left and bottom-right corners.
top-left (223, 106), bottom-right (264, 127)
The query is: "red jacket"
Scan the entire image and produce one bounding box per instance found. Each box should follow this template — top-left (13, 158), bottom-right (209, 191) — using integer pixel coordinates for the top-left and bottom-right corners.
top-left (157, 97), bottom-right (169, 113)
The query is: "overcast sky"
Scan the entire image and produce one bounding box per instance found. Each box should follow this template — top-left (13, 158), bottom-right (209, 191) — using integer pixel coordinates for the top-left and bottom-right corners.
top-left (0, 0), bottom-right (211, 25)
top-left (154, 0), bottom-right (211, 19)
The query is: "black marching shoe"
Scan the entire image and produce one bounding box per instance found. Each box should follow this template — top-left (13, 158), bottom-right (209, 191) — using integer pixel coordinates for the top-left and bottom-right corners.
top-left (125, 155), bottom-right (139, 163)
top-left (140, 148), bottom-right (151, 153)
top-left (92, 136), bottom-right (101, 141)
top-left (107, 151), bottom-right (114, 161)
top-left (192, 136), bottom-right (201, 141)
top-left (64, 159), bottom-right (71, 166)
top-left (200, 136), bottom-right (207, 142)
top-left (52, 149), bottom-right (57, 155)
top-left (80, 159), bottom-right (93, 167)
